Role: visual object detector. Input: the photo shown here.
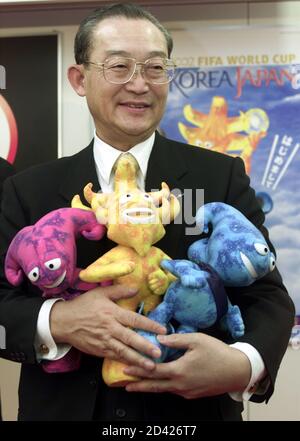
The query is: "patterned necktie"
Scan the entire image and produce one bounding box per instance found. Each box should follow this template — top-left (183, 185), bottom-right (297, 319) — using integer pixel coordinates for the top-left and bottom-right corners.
top-left (112, 152), bottom-right (142, 192)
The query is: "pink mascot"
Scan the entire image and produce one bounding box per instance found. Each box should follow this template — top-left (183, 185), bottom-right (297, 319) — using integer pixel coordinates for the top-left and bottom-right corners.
top-left (5, 207), bottom-right (106, 373)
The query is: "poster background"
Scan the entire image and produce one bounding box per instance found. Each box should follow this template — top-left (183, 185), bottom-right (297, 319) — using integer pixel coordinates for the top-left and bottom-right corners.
top-left (0, 35), bottom-right (58, 172)
top-left (160, 27), bottom-right (300, 316)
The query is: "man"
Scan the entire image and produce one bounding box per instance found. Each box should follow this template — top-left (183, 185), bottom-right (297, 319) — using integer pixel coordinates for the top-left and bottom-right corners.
top-left (0, 4), bottom-right (294, 421)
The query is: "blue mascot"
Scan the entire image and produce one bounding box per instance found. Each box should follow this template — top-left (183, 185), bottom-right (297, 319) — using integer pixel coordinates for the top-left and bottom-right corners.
top-left (138, 202), bottom-right (276, 362)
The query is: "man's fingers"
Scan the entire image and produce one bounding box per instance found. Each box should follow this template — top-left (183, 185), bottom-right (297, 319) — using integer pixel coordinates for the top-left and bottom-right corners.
top-left (115, 324), bottom-right (162, 359)
top-left (118, 308), bottom-right (166, 335)
top-left (109, 339), bottom-right (157, 371)
top-left (125, 379), bottom-right (173, 394)
top-left (123, 360), bottom-right (176, 379)
top-left (157, 333), bottom-right (197, 349)
top-left (93, 286), bottom-right (166, 335)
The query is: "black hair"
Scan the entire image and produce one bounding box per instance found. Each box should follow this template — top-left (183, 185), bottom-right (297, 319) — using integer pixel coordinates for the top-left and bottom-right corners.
top-left (74, 3), bottom-right (173, 64)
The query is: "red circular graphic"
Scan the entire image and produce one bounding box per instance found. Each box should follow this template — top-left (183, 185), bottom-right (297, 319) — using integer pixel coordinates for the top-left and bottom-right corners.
top-left (0, 94), bottom-right (18, 164)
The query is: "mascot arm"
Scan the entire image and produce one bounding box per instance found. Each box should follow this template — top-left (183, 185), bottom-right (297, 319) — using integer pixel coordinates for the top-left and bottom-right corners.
top-left (79, 253), bottom-right (135, 283)
top-left (148, 252), bottom-right (176, 295)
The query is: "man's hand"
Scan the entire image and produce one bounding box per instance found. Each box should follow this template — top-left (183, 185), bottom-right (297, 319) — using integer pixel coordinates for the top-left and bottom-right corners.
top-left (50, 285), bottom-right (166, 370)
top-left (123, 333), bottom-right (251, 398)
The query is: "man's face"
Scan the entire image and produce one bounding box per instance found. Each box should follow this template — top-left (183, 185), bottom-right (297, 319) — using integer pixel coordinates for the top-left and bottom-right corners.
top-left (82, 18), bottom-right (170, 149)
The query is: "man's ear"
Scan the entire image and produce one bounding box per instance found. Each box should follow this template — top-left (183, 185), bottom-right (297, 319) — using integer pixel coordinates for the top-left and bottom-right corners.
top-left (68, 64), bottom-right (86, 97)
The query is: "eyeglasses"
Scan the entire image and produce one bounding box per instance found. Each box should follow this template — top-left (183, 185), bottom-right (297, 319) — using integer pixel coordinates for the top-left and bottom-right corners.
top-left (83, 56), bottom-right (176, 85)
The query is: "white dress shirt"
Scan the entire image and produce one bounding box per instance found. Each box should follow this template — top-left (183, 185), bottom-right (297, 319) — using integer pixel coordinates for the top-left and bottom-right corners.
top-left (34, 131), bottom-right (267, 401)
top-left (93, 132), bottom-right (155, 193)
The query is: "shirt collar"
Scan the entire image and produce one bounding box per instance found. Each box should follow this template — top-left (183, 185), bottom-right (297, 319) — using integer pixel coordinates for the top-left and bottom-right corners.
top-left (93, 131), bottom-right (155, 187)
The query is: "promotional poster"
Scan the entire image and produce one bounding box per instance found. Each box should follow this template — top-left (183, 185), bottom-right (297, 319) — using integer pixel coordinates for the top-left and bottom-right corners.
top-left (160, 27), bottom-right (300, 339)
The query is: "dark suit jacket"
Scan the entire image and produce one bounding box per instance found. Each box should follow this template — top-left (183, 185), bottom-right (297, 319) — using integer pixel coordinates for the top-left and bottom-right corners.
top-left (0, 158), bottom-right (14, 204)
top-left (0, 134), bottom-right (294, 421)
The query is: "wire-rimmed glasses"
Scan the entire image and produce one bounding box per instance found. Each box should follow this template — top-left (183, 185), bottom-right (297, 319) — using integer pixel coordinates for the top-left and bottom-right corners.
top-left (83, 56), bottom-right (176, 85)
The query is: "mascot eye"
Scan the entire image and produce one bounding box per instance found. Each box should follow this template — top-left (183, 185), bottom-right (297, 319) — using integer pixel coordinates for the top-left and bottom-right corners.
top-left (28, 267), bottom-right (39, 282)
top-left (119, 193), bottom-right (133, 204)
top-left (254, 243), bottom-right (269, 256)
top-left (45, 258), bottom-right (61, 271)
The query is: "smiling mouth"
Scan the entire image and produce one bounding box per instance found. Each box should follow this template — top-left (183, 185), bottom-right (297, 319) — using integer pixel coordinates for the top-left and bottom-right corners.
top-left (121, 103), bottom-right (150, 109)
top-left (240, 252), bottom-right (258, 278)
top-left (122, 208), bottom-right (155, 224)
top-left (44, 270), bottom-right (67, 289)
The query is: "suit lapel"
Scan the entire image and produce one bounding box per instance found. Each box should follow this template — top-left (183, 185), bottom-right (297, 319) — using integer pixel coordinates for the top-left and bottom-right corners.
top-left (146, 133), bottom-right (188, 259)
top-left (145, 132), bottom-right (188, 192)
top-left (58, 140), bottom-right (100, 204)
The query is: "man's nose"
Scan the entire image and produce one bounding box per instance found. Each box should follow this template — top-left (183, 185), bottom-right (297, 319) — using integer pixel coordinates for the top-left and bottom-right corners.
top-left (131, 64), bottom-right (146, 81)
top-left (130, 61), bottom-right (148, 82)
top-left (126, 64), bottom-right (149, 90)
